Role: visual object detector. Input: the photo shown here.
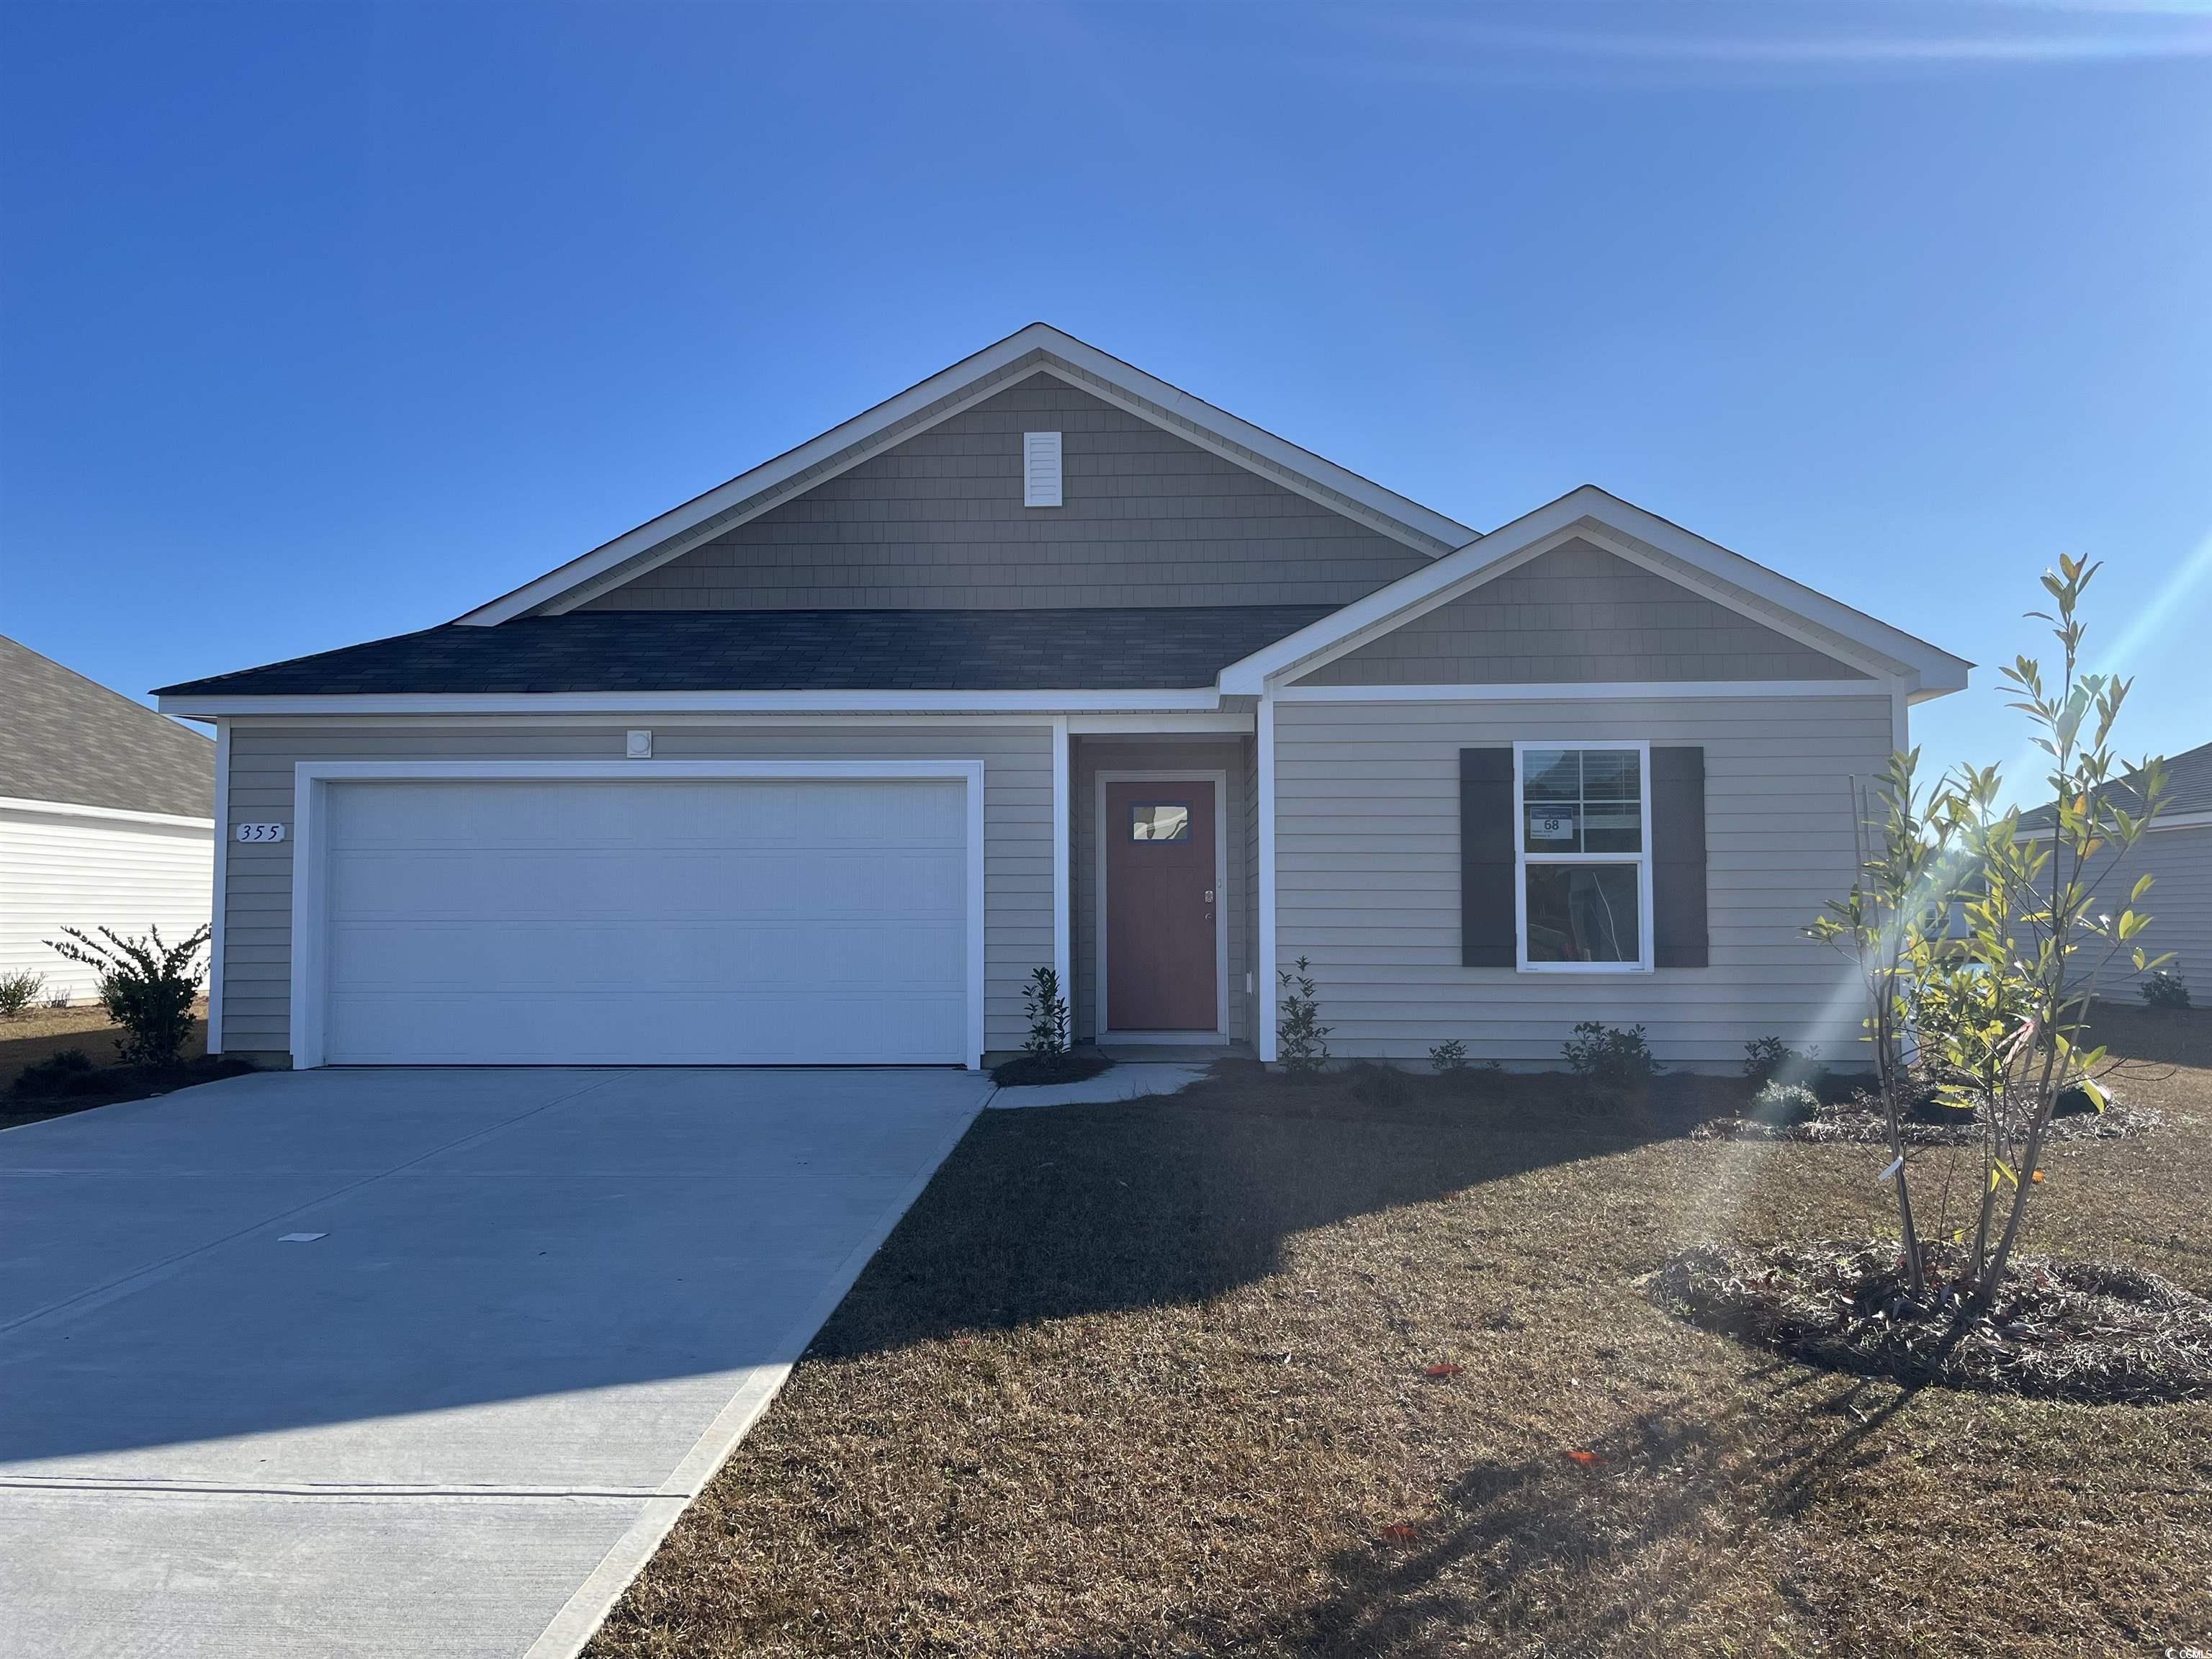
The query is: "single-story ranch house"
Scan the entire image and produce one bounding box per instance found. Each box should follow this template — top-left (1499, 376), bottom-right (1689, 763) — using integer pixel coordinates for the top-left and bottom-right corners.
top-left (156, 325), bottom-right (1970, 1071)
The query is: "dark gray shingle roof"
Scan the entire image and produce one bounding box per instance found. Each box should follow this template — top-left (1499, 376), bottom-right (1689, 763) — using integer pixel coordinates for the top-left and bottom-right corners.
top-left (2017, 737), bottom-right (2212, 829)
top-left (154, 607), bottom-right (1339, 698)
top-left (1, 635), bottom-right (215, 818)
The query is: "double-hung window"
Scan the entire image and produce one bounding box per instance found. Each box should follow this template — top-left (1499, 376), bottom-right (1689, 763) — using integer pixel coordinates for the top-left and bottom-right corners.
top-left (1514, 741), bottom-right (1653, 971)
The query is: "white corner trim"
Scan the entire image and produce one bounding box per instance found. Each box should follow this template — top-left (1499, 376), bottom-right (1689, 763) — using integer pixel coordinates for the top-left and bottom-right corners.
top-left (1274, 679), bottom-right (1895, 704)
top-left (158, 689), bottom-right (1225, 719)
top-left (455, 323), bottom-right (1475, 626)
top-left (1256, 695), bottom-right (1277, 1064)
top-left (1094, 770), bottom-right (1231, 1043)
top-left (1051, 719), bottom-right (1071, 1011)
top-left (1219, 485), bottom-right (1972, 697)
top-left (285, 760), bottom-right (989, 1071)
top-left (0, 795), bottom-right (216, 831)
top-left (207, 722), bottom-right (230, 1054)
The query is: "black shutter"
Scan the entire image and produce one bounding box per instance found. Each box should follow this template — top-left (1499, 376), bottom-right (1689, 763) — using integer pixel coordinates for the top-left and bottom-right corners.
top-left (1460, 747), bottom-right (1516, 966)
top-left (1653, 745), bottom-right (1709, 968)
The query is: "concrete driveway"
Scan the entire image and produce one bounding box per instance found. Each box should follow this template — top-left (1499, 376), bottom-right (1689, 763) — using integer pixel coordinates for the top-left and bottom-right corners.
top-left (0, 1066), bottom-right (989, 1658)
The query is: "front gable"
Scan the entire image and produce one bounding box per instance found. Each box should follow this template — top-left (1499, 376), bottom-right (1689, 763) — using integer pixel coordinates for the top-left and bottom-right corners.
top-left (576, 373), bottom-right (1431, 612)
top-left (457, 324), bottom-right (1475, 626)
top-left (1301, 537), bottom-right (1871, 686)
top-left (1225, 487), bottom-right (1972, 699)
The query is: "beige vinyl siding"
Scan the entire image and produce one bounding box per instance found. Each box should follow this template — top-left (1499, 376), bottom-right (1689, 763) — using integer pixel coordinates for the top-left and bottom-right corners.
top-left (2069, 822), bottom-right (2212, 995)
top-left (1303, 539), bottom-right (1871, 685)
top-left (1272, 694), bottom-right (1894, 1068)
top-left (0, 804), bottom-right (214, 1004)
top-left (218, 721), bottom-right (1053, 1061)
top-left (1070, 736), bottom-right (1254, 1043)
top-left (577, 374), bottom-right (1427, 613)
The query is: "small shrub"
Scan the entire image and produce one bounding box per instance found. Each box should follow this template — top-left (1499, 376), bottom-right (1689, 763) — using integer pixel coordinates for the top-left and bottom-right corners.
top-left (44, 925), bottom-right (209, 1069)
top-left (1562, 1020), bottom-right (1658, 1087)
top-left (43, 988), bottom-right (71, 1010)
top-left (2141, 969), bottom-right (2190, 1011)
top-left (1429, 1038), bottom-right (1469, 1074)
top-left (1275, 956), bottom-right (1331, 1075)
top-left (1742, 1035), bottom-right (1825, 1092)
top-left (1021, 966), bottom-right (1070, 1058)
top-left (0, 970), bottom-right (45, 1017)
top-left (11, 1048), bottom-right (94, 1097)
top-left (1750, 1081), bottom-right (1821, 1127)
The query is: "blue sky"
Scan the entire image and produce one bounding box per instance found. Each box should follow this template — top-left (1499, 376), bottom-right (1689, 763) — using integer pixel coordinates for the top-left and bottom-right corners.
top-left (2, 1), bottom-right (2206, 793)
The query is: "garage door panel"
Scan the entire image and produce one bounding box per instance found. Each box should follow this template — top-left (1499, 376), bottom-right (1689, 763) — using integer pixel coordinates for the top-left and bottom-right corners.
top-left (328, 919), bottom-right (966, 993)
top-left (325, 989), bottom-right (968, 1066)
top-left (318, 778), bottom-right (971, 1065)
top-left (328, 847), bottom-right (964, 925)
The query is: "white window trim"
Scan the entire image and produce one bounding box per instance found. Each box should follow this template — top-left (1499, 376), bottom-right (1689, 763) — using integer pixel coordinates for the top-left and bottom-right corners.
top-left (1094, 768), bottom-right (1231, 1043)
top-left (1512, 739), bottom-right (1654, 976)
top-left (287, 759), bottom-right (988, 1071)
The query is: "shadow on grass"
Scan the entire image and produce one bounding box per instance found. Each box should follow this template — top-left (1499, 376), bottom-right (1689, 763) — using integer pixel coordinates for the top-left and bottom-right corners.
top-left (1094, 1372), bottom-right (1925, 1658)
top-left (812, 1063), bottom-right (1730, 1360)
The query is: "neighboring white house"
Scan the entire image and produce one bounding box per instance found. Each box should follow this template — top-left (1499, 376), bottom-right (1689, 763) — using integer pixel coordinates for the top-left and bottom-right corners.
top-left (1, 636), bottom-right (216, 1004)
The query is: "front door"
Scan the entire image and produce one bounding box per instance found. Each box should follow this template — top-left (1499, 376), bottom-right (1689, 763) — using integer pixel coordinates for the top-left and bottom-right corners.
top-left (1103, 779), bottom-right (1218, 1033)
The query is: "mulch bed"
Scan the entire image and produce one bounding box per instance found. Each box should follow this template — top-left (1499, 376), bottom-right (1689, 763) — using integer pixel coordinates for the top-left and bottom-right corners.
top-left (989, 1051), bottom-right (1113, 1088)
top-left (1650, 1238), bottom-right (2212, 1405)
top-left (1694, 1094), bottom-right (2163, 1146)
top-left (3, 1048), bottom-right (251, 1129)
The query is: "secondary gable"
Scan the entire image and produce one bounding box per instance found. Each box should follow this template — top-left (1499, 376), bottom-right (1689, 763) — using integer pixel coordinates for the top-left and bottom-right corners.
top-left (576, 374), bottom-right (1429, 612)
top-left (1300, 538), bottom-right (1873, 685)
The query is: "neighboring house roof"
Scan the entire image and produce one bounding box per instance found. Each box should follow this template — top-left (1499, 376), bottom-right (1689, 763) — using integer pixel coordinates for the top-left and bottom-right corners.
top-left (2017, 736), bottom-right (2212, 831)
top-left (454, 323), bottom-right (1480, 626)
top-left (0, 634), bottom-right (215, 819)
top-left (152, 607), bottom-right (1338, 698)
top-left (1222, 486), bottom-right (1973, 698)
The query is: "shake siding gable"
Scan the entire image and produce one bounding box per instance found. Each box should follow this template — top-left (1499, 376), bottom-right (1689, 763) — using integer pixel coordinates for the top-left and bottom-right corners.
top-left (577, 374), bottom-right (1429, 613)
top-left (217, 722), bottom-right (1053, 1061)
top-left (1301, 539), bottom-right (1873, 685)
top-left (1272, 694), bottom-right (1892, 1067)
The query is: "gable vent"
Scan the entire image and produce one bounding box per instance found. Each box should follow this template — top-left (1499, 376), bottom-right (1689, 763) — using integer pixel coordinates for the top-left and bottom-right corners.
top-left (1023, 431), bottom-right (1064, 508)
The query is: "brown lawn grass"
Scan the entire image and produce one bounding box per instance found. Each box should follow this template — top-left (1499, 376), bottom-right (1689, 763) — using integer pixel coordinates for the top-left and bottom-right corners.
top-left (590, 1005), bottom-right (2212, 1658)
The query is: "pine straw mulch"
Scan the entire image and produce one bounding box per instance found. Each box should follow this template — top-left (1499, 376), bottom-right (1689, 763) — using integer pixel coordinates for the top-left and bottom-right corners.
top-left (1693, 1092), bottom-right (2163, 1146)
top-left (587, 1004), bottom-right (2212, 1659)
top-left (1651, 1238), bottom-right (2212, 1405)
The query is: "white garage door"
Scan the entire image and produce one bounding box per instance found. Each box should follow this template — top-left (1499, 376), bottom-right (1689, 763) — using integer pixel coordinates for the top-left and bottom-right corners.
top-left (317, 776), bottom-right (971, 1065)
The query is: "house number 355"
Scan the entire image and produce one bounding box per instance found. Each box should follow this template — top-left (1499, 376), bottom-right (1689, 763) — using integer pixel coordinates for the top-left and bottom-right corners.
top-left (234, 822), bottom-right (287, 843)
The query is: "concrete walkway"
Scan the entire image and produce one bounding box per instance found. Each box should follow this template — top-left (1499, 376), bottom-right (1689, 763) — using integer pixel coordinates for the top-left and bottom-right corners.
top-left (0, 1066), bottom-right (988, 1658)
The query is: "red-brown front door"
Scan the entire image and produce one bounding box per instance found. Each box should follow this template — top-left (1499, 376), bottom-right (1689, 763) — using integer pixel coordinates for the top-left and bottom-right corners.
top-left (1104, 780), bottom-right (1218, 1032)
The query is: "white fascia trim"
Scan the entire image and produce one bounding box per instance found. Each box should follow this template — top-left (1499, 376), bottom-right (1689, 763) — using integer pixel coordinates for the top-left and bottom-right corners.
top-left (287, 759), bottom-right (989, 1071)
top-left (1220, 485), bottom-right (1972, 697)
top-left (1274, 679), bottom-right (1895, 704)
top-left (1066, 711), bottom-right (1254, 734)
top-left (207, 723), bottom-right (229, 1054)
top-left (0, 794), bottom-right (216, 830)
top-left (159, 688), bottom-right (1223, 719)
top-left (457, 323), bottom-right (1473, 626)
